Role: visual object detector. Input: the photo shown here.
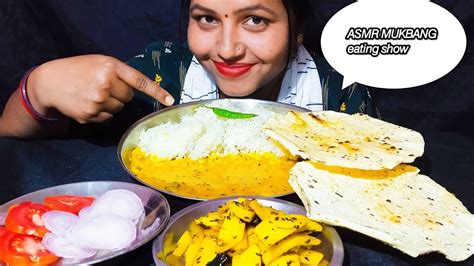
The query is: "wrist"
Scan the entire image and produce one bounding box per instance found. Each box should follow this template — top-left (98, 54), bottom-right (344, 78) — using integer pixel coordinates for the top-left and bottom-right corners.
top-left (19, 66), bottom-right (59, 122)
top-left (27, 65), bottom-right (52, 113)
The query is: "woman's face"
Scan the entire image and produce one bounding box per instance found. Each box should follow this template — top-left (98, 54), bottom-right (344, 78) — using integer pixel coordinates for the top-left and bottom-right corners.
top-left (187, 0), bottom-right (289, 97)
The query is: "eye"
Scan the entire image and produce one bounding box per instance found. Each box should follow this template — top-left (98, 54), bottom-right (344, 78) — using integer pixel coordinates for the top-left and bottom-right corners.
top-left (196, 15), bottom-right (219, 27)
top-left (244, 16), bottom-right (269, 29)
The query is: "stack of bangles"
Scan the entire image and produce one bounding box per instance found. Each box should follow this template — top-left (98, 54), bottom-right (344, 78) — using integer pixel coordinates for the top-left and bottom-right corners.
top-left (18, 67), bottom-right (59, 122)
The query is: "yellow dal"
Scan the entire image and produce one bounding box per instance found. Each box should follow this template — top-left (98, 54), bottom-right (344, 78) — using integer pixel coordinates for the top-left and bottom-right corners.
top-left (310, 162), bottom-right (419, 179)
top-left (123, 148), bottom-right (297, 199)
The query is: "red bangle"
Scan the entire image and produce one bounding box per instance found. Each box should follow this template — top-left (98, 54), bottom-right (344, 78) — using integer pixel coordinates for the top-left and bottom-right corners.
top-left (18, 67), bottom-right (58, 122)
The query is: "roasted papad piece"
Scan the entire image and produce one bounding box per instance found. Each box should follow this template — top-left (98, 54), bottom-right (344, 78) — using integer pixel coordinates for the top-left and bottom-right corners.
top-left (289, 161), bottom-right (474, 261)
top-left (263, 111), bottom-right (425, 170)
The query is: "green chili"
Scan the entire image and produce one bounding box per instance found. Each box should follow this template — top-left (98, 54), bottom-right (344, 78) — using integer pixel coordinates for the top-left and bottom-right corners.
top-left (205, 106), bottom-right (258, 119)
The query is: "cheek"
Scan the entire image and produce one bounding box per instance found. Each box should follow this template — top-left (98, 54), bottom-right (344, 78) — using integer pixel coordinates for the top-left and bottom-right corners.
top-left (246, 30), bottom-right (289, 68)
top-left (187, 24), bottom-right (210, 57)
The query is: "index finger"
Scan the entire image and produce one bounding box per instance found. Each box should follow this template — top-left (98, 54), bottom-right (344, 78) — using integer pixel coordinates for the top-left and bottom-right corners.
top-left (114, 61), bottom-right (175, 106)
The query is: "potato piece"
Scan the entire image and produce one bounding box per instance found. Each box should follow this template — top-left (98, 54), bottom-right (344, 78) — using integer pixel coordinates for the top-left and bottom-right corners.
top-left (319, 259), bottom-right (329, 266)
top-left (299, 249), bottom-right (324, 265)
top-left (157, 232), bottom-right (175, 260)
top-left (273, 214), bottom-right (308, 229)
top-left (255, 219), bottom-right (295, 247)
top-left (246, 225), bottom-right (255, 236)
top-left (248, 230), bottom-right (268, 253)
top-left (189, 221), bottom-right (204, 237)
top-left (218, 213), bottom-right (246, 243)
top-left (185, 231), bottom-right (204, 266)
top-left (204, 228), bottom-right (219, 237)
top-left (231, 220), bottom-right (254, 253)
top-left (262, 234), bottom-right (321, 264)
top-left (248, 200), bottom-right (283, 220)
top-left (255, 214), bottom-right (307, 246)
top-left (269, 254), bottom-right (300, 266)
top-left (237, 197), bottom-right (248, 204)
top-left (229, 201), bottom-right (255, 223)
top-left (173, 230), bottom-right (192, 256)
top-left (299, 218), bottom-right (323, 233)
top-left (165, 254), bottom-right (181, 266)
top-left (232, 244), bottom-right (262, 266)
top-left (216, 213), bottom-right (246, 253)
top-left (217, 199), bottom-right (237, 214)
top-left (194, 236), bottom-right (218, 266)
top-left (195, 211), bottom-right (221, 228)
top-left (232, 232), bottom-right (249, 252)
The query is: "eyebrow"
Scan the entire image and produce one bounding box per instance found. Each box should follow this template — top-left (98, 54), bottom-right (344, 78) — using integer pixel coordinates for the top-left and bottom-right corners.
top-left (234, 4), bottom-right (278, 17)
top-left (189, 4), bottom-right (217, 16)
top-left (189, 3), bottom-right (277, 17)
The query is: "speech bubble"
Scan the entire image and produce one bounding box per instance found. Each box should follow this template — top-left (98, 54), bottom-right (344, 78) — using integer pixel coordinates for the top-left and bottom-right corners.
top-left (320, 0), bottom-right (467, 89)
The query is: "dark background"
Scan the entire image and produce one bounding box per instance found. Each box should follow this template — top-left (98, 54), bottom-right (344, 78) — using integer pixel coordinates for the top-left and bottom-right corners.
top-left (0, 0), bottom-right (473, 265)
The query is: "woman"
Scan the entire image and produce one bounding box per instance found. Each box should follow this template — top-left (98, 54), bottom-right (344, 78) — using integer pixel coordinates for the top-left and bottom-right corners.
top-left (0, 0), bottom-right (377, 139)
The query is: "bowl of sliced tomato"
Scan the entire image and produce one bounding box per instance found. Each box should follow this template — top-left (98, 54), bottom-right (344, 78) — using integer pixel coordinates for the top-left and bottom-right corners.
top-left (0, 181), bottom-right (170, 265)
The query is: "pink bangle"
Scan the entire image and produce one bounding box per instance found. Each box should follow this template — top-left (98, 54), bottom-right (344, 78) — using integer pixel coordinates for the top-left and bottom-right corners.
top-left (18, 67), bottom-right (58, 122)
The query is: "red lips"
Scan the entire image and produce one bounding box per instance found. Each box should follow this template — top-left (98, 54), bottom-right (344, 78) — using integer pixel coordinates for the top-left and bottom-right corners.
top-left (213, 61), bottom-right (255, 78)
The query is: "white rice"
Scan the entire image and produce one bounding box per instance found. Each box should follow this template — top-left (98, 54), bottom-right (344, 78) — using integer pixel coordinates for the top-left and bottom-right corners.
top-left (136, 100), bottom-right (284, 159)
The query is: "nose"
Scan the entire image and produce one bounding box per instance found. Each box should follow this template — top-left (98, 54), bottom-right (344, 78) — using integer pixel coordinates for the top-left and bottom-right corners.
top-left (217, 24), bottom-right (244, 61)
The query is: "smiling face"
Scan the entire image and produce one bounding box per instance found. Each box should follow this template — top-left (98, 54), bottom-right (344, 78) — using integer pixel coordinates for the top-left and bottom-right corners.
top-left (187, 0), bottom-right (290, 98)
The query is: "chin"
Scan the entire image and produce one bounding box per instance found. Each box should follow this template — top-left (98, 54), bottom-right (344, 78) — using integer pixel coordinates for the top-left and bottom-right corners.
top-left (217, 84), bottom-right (257, 97)
top-left (220, 89), bottom-right (255, 98)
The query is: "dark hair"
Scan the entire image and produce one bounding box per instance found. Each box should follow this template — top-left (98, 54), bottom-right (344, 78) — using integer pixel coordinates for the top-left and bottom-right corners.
top-left (282, 0), bottom-right (314, 56)
top-left (178, 0), bottom-right (315, 56)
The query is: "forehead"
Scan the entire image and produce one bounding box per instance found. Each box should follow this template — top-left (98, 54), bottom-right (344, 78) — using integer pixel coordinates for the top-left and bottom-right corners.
top-left (189, 0), bottom-right (286, 14)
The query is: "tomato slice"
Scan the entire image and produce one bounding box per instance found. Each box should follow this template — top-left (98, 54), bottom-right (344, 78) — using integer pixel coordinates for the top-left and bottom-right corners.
top-left (1, 231), bottom-right (59, 265)
top-left (0, 227), bottom-right (8, 262)
top-left (0, 226), bottom-right (7, 237)
top-left (5, 202), bottom-right (50, 237)
top-left (43, 195), bottom-right (95, 214)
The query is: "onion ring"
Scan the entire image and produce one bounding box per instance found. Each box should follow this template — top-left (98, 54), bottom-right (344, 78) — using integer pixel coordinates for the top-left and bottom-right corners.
top-left (42, 233), bottom-right (97, 259)
top-left (68, 214), bottom-right (137, 250)
top-left (80, 189), bottom-right (144, 221)
top-left (43, 210), bottom-right (79, 237)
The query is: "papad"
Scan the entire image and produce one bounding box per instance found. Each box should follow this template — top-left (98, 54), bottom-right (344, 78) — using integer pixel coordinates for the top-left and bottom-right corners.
top-left (289, 161), bottom-right (474, 261)
top-left (264, 111), bottom-right (425, 170)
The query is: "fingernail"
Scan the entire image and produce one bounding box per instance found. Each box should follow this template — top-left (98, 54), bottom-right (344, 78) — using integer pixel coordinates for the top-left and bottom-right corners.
top-left (165, 96), bottom-right (175, 106)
